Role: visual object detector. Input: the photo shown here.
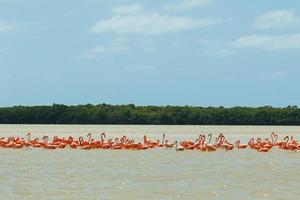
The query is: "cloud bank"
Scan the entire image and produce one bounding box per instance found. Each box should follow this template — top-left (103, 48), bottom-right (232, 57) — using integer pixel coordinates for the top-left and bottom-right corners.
top-left (232, 33), bottom-right (300, 51)
top-left (253, 10), bottom-right (298, 29)
top-left (83, 37), bottom-right (129, 58)
top-left (165, 0), bottom-right (214, 11)
top-left (91, 13), bottom-right (222, 35)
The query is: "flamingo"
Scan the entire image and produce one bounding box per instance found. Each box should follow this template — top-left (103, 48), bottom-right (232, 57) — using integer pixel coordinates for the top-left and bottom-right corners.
top-left (79, 137), bottom-right (91, 150)
top-left (24, 133), bottom-right (33, 149)
top-left (198, 135), bottom-right (216, 152)
top-left (137, 142), bottom-right (148, 150)
top-left (235, 140), bottom-right (248, 149)
top-left (157, 134), bottom-right (166, 147)
top-left (4, 132), bottom-right (300, 153)
top-left (258, 147), bottom-right (269, 152)
top-left (282, 136), bottom-right (298, 151)
top-left (220, 135), bottom-right (234, 150)
top-left (43, 136), bottom-right (57, 149)
top-left (164, 140), bottom-right (174, 148)
top-left (174, 141), bottom-right (185, 151)
top-left (205, 134), bottom-right (217, 151)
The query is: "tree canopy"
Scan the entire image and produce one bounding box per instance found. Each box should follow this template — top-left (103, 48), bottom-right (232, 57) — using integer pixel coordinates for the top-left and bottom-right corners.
top-left (0, 104), bottom-right (299, 125)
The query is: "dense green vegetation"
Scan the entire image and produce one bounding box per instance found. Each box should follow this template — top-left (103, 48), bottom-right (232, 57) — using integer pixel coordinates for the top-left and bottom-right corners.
top-left (0, 104), bottom-right (300, 125)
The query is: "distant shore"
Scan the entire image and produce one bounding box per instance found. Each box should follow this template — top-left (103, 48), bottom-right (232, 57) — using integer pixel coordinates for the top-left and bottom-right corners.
top-left (0, 104), bottom-right (300, 125)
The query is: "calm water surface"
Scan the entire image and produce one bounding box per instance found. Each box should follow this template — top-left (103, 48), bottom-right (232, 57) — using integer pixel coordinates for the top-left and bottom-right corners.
top-left (0, 125), bottom-right (300, 200)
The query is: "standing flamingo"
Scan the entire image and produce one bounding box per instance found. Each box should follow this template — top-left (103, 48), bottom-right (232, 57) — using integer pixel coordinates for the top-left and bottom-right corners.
top-left (174, 141), bottom-right (185, 151)
top-left (235, 140), bottom-right (248, 149)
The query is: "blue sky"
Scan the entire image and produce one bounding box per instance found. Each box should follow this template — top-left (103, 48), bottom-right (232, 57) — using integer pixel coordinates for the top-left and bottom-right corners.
top-left (0, 0), bottom-right (299, 107)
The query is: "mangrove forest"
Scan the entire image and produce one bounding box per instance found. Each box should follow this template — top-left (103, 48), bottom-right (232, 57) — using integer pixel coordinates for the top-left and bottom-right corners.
top-left (0, 104), bottom-right (300, 125)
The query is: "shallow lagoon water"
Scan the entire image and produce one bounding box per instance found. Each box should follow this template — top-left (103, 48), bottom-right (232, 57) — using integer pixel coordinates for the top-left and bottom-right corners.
top-left (0, 125), bottom-right (300, 200)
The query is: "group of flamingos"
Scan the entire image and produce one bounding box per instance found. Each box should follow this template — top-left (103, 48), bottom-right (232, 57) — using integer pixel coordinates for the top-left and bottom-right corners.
top-left (0, 132), bottom-right (299, 152)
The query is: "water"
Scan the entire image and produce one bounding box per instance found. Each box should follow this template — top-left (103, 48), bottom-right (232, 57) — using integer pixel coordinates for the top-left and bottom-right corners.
top-left (1, 125), bottom-right (300, 200)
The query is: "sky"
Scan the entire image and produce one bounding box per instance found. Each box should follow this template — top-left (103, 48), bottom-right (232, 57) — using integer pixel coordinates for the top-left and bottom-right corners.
top-left (0, 0), bottom-right (299, 107)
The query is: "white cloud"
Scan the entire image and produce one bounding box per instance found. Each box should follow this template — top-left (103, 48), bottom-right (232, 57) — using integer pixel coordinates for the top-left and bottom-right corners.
top-left (91, 13), bottom-right (222, 35)
top-left (232, 33), bottom-right (300, 51)
top-left (82, 37), bottom-right (129, 58)
top-left (197, 39), bottom-right (235, 56)
top-left (165, 0), bottom-right (214, 12)
top-left (0, 21), bottom-right (15, 32)
top-left (113, 4), bottom-right (142, 15)
top-left (253, 10), bottom-right (298, 29)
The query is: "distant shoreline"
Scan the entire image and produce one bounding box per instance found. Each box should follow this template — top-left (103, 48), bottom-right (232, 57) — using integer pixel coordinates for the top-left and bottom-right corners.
top-left (0, 124), bottom-right (300, 127)
top-left (0, 104), bottom-right (299, 125)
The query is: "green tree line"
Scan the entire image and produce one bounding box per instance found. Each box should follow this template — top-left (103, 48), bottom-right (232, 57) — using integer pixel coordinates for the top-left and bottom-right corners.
top-left (0, 104), bottom-right (300, 125)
